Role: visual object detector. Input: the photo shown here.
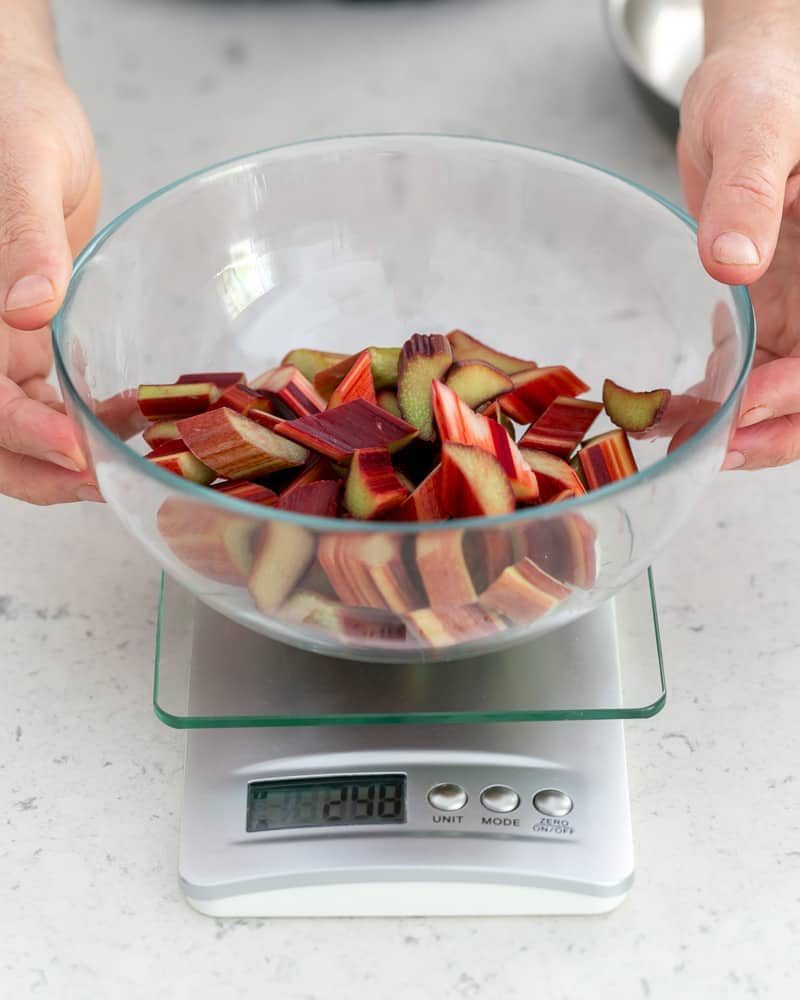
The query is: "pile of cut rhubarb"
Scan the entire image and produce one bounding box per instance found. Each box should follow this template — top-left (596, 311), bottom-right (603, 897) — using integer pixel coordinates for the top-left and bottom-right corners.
top-left (138, 330), bottom-right (669, 649)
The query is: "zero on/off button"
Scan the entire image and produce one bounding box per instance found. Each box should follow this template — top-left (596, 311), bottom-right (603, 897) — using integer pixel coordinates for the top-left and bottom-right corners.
top-left (427, 783), bottom-right (468, 811)
top-left (533, 789), bottom-right (573, 817)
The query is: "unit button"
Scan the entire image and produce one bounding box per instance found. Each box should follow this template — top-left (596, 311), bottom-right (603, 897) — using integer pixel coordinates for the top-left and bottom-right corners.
top-left (480, 785), bottom-right (520, 813)
top-left (533, 789), bottom-right (573, 817)
top-left (427, 783), bottom-right (468, 811)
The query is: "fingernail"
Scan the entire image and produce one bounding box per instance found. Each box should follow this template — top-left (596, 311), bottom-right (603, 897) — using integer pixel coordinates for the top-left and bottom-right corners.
top-left (723, 450), bottom-right (745, 470)
top-left (4, 274), bottom-right (56, 312)
top-left (739, 405), bottom-right (774, 428)
top-left (43, 450), bottom-right (83, 473)
top-left (711, 232), bottom-right (760, 266)
top-left (76, 485), bottom-right (103, 503)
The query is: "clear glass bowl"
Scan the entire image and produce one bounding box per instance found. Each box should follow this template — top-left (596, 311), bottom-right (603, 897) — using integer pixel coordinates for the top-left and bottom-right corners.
top-left (53, 135), bottom-right (753, 662)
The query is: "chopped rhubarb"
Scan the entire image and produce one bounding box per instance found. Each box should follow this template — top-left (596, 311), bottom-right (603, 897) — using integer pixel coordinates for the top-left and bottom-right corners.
top-left (281, 348), bottom-right (348, 382)
top-left (246, 409), bottom-right (281, 431)
top-left (499, 366), bottom-right (590, 424)
top-left (577, 429), bottom-right (638, 490)
top-left (317, 534), bottom-right (422, 613)
top-left (344, 448), bottom-right (410, 519)
top-left (251, 364), bottom-right (326, 418)
top-left (157, 498), bottom-right (258, 585)
top-left (176, 371), bottom-right (245, 390)
top-left (397, 333), bottom-right (453, 441)
top-left (328, 350), bottom-right (377, 408)
top-left (211, 480), bottom-right (277, 505)
top-left (213, 382), bottom-right (274, 417)
top-left (519, 448), bottom-right (586, 501)
top-left (444, 360), bottom-right (513, 409)
top-left (145, 440), bottom-right (216, 485)
top-left (546, 489), bottom-right (577, 504)
top-left (447, 329), bottom-right (535, 375)
top-left (395, 464), bottom-right (443, 522)
top-left (248, 523), bottom-right (315, 613)
top-left (440, 442), bottom-right (516, 518)
top-left (376, 389), bottom-right (402, 418)
top-left (416, 529), bottom-right (477, 607)
top-left (142, 420), bottom-right (182, 448)
top-left (519, 396), bottom-right (603, 458)
top-left (280, 457), bottom-right (338, 496)
top-left (480, 556), bottom-right (570, 624)
top-left (603, 378), bottom-right (672, 433)
top-left (274, 398), bottom-right (418, 463)
top-left (178, 407), bottom-right (307, 480)
top-left (478, 400), bottom-right (516, 439)
top-left (283, 590), bottom-right (406, 643)
top-left (314, 347), bottom-right (401, 398)
top-left (138, 382), bottom-right (221, 420)
top-left (432, 380), bottom-right (538, 502)
top-left (524, 514), bottom-right (597, 589)
top-left (278, 480), bottom-right (342, 517)
top-left (404, 603), bottom-right (505, 649)
top-left (463, 529), bottom-right (518, 593)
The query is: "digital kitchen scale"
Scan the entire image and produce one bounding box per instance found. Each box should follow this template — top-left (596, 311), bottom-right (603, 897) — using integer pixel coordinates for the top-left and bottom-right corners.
top-left (154, 570), bottom-right (665, 917)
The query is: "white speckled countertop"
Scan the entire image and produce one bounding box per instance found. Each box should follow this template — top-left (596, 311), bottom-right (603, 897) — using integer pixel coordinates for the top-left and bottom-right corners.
top-left (1, 1), bottom-right (799, 997)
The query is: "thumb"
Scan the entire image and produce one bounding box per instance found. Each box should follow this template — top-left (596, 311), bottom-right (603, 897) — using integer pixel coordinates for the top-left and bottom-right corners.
top-left (0, 141), bottom-right (73, 332)
top-left (696, 123), bottom-right (796, 286)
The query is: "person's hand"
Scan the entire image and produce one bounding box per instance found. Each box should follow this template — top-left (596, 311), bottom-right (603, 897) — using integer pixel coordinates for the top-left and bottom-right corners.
top-left (678, 24), bottom-right (800, 470)
top-left (0, 56), bottom-right (102, 503)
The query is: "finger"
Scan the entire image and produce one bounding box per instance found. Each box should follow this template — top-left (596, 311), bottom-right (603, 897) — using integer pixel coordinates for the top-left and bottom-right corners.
top-left (0, 447), bottom-right (101, 504)
top-left (676, 130), bottom-right (707, 220)
top-left (736, 357), bottom-right (800, 427)
top-left (725, 412), bottom-right (800, 470)
top-left (18, 377), bottom-right (59, 404)
top-left (0, 139), bottom-right (73, 331)
top-left (6, 325), bottom-right (52, 383)
top-left (0, 374), bottom-right (85, 469)
top-left (65, 159), bottom-right (102, 258)
top-left (697, 112), bottom-right (799, 285)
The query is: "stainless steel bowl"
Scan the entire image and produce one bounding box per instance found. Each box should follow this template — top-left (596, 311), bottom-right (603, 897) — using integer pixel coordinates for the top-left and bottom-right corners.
top-left (605, 0), bottom-right (703, 132)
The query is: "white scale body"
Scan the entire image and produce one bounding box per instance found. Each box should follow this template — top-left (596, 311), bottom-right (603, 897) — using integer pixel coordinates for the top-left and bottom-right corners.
top-left (162, 577), bottom-right (661, 917)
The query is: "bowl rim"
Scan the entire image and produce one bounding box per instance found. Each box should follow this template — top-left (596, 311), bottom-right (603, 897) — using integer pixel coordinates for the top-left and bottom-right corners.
top-left (52, 132), bottom-right (755, 535)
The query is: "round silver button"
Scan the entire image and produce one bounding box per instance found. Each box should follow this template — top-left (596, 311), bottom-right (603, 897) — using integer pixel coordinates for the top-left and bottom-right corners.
top-left (427, 783), bottom-right (468, 811)
top-left (480, 785), bottom-right (520, 813)
top-left (533, 789), bottom-right (573, 817)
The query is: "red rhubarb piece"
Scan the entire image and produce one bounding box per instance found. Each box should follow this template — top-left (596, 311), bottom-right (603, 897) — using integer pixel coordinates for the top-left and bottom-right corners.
top-left (314, 347), bottom-right (401, 399)
top-left (577, 429), bottom-right (638, 490)
top-left (283, 590), bottom-right (407, 644)
top-left (446, 329), bottom-right (535, 375)
top-left (480, 556), bottom-right (570, 624)
top-left (178, 407), bottom-right (308, 480)
top-left (519, 396), bottom-right (602, 458)
top-left (439, 442), bottom-right (516, 518)
top-left (157, 498), bottom-right (259, 585)
top-left (499, 366), bottom-right (590, 424)
top-left (212, 480), bottom-right (277, 505)
top-left (432, 380), bottom-right (538, 502)
top-left (142, 420), bottom-right (182, 448)
top-left (274, 398), bottom-right (418, 463)
top-left (176, 371), bottom-right (245, 389)
top-left (251, 364), bottom-right (326, 418)
top-left (278, 480), bottom-right (342, 517)
top-left (213, 382), bottom-right (274, 417)
top-left (444, 360), bottom-right (513, 409)
top-left (281, 348), bottom-right (348, 382)
top-left (404, 603), bottom-right (505, 649)
top-left (524, 514), bottom-right (597, 589)
top-left (249, 523), bottom-right (316, 613)
top-left (317, 534), bottom-right (422, 613)
top-left (344, 448), bottom-right (410, 519)
top-left (397, 333), bottom-right (453, 441)
top-left (519, 448), bottom-right (586, 501)
top-left (395, 464), bottom-right (443, 522)
top-left (328, 350), bottom-right (377, 408)
top-left (280, 457), bottom-right (338, 497)
top-left (145, 440), bottom-right (216, 485)
top-left (137, 382), bottom-right (221, 421)
top-left (416, 529), bottom-right (477, 607)
top-left (603, 378), bottom-right (672, 433)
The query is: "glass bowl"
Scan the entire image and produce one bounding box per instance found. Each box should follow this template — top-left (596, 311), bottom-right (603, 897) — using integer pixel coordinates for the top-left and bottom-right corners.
top-left (53, 135), bottom-right (753, 662)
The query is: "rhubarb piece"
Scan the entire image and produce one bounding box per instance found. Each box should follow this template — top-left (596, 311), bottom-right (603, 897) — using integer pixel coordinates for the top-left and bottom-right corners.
top-left (278, 480), bottom-right (341, 517)
top-left (463, 528), bottom-right (519, 593)
top-left (546, 489), bottom-right (577, 504)
top-left (444, 360), bottom-right (513, 409)
top-left (519, 448), bottom-right (586, 501)
top-left (478, 400), bottom-right (516, 439)
top-left (416, 529), bottom-right (477, 607)
top-left (480, 556), bottom-right (570, 624)
top-left (404, 603), bottom-right (505, 649)
top-left (280, 457), bottom-right (337, 497)
top-left (395, 465), bottom-right (443, 522)
top-left (328, 350), bottom-right (377, 408)
top-left (499, 366), bottom-right (590, 424)
top-left (176, 371), bottom-right (245, 390)
top-left (519, 396), bottom-right (603, 458)
top-left (440, 442), bottom-right (515, 518)
top-left (281, 348), bottom-right (348, 382)
top-left (248, 523), bottom-right (315, 613)
top-left (314, 347), bottom-right (401, 398)
top-left (178, 407), bottom-right (307, 480)
top-left (212, 480), bottom-right (277, 505)
top-left (603, 378), bottom-right (672, 433)
top-left (432, 381), bottom-right (538, 502)
top-left (344, 448), bottom-right (410, 519)
top-left (447, 329), bottom-right (535, 375)
top-left (213, 382), bottom-right (274, 416)
top-left (137, 382), bottom-right (221, 420)
top-left (145, 440), bottom-right (216, 485)
top-left (246, 409), bottom-right (281, 431)
top-left (376, 390), bottom-right (402, 418)
top-left (157, 498), bottom-right (258, 585)
top-left (283, 590), bottom-right (406, 643)
top-left (317, 534), bottom-right (422, 613)
top-left (525, 514), bottom-right (597, 590)
top-left (569, 452), bottom-right (588, 490)
top-left (577, 429), bottom-right (638, 490)
top-left (142, 420), bottom-right (181, 448)
top-left (251, 364), bottom-right (326, 418)
top-left (397, 333), bottom-right (453, 441)
top-left (274, 398), bottom-right (418, 462)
